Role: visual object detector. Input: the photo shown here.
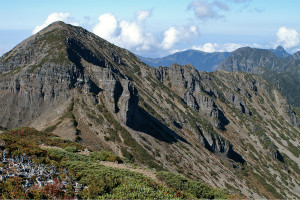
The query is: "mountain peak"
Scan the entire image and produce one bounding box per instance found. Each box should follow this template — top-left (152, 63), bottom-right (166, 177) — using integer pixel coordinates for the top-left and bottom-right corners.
top-left (36, 21), bottom-right (72, 35)
top-left (275, 45), bottom-right (284, 51)
top-left (270, 45), bottom-right (290, 58)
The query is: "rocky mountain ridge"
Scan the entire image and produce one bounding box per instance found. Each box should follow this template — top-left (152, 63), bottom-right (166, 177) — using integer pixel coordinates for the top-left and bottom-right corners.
top-left (137, 46), bottom-right (290, 72)
top-left (0, 21), bottom-right (300, 199)
top-left (218, 46), bottom-right (300, 107)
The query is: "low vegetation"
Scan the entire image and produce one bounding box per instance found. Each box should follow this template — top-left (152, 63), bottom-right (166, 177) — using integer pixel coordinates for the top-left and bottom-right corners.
top-left (0, 127), bottom-right (231, 199)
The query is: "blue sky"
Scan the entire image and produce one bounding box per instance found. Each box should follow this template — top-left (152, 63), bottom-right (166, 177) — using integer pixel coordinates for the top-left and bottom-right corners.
top-left (0, 0), bottom-right (299, 57)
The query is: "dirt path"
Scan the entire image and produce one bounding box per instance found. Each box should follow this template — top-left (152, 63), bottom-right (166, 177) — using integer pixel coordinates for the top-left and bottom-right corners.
top-left (40, 145), bottom-right (63, 150)
top-left (39, 145), bottom-right (163, 185)
top-left (99, 161), bottom-right (164, 185)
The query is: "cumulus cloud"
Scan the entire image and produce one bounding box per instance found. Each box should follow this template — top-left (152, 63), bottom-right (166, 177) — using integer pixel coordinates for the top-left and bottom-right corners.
top-left (32, 12), bottom-right (78, 34)
top-left (92, 10), bottom-right (198, 53)
top-left (275, 27), bottom-right (300, 49)
top-left (161, 25), bottom-right (199, 49)
top-left (188, 0), bottom-right (229, 20)
top-left (93, 13), bottom-right (118, 41)
top-left (161, 27), bottom-right (179, 49)
top-left (93, 10), bottom-right (157, 52)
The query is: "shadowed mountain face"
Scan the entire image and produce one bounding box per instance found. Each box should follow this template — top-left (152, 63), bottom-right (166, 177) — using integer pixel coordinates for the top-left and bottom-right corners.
top-left (1, 21), bottom-right (300, 199)
top-left (269, 46), bottom-right (291, 58)
top-left (137, 50), bottom-right (231, 72)
top-left (218, 47), bottom-right (300, 107)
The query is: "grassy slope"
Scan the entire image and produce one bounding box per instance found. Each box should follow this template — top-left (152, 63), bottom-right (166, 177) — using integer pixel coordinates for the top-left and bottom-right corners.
top-left (0, 127), bottom-right (233, 199)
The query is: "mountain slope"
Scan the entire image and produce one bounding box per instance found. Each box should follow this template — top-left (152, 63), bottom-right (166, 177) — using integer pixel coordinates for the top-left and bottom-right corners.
top-left (0, 21), bottom-right (300, 199)
top-left (218, 47), bottom-right (300, 107)
top-left (138, 50), bottom-right (231, 72)
top-left (0, 127), bottom-right (231, 199)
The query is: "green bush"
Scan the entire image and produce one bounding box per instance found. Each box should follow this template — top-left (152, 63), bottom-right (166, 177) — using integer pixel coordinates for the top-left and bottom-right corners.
top-left (89, 151), bottom-right (123, 163)
top-left (65, 146), bottom-right (78, 153)
top-left (156, 171), bottom-right (229, 199)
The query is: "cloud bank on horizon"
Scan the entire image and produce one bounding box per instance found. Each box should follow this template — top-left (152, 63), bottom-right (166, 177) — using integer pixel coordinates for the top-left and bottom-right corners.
top-left (2, 0), bottom-right (300, 57)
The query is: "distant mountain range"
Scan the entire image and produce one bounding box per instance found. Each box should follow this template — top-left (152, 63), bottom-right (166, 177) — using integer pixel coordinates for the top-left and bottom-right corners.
top-left (137, 50), bottom-right (231, 72)
top-left (218, 46), bottom-right (299, 107)
top-left (138, 46), bottom-right (290, 72)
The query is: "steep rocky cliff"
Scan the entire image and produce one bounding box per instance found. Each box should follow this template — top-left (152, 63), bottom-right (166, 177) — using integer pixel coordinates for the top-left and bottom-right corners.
top-left (1, 22), bottom-right (300, 199)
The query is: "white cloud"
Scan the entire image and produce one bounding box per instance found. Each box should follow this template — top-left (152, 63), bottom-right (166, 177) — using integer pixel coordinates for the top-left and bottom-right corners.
top-left (188, 0), bottom-right (229, 20)
top-left (93, 13), bottom-right (118, 41)
top-left (135, 10), bottom-right (152, 22)
top-left (93, 11), bottom-right (157, 52)
top-left (32, 12), bottom-right (78, 34)
top-left (119, 20), bottom-right (145, 48)
top-left (161, 27), bottom-right (179, 49)
top-left (190, 42), bottom-right (266, 53)
top-left (92, 10), bottom-right (199, 53)
top-left (188, 0), bottom-right (253, 21)
top-left (192, 42), bottom-right (246, 52)
top-left (275, 27), bottom-right (300, 49)
top-left (169, 48), bottom-right (188, 54)
top-left (161, 25), bottom-right (199, 49)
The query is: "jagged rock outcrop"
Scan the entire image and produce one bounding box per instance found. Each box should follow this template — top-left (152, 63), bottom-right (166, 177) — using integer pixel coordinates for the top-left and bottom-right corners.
top-left (226, 91), bottom-right (251, 115)
top-left (154, 64), bottom-right (229, 130)
top-left (197, 128), bottom-right (245, 164)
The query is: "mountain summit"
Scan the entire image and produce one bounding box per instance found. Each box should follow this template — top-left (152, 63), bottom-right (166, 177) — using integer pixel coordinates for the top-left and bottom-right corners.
top-left (270, 45), bottom-right (290, 58)
top-left (1, 21), bottom-right (300, 199)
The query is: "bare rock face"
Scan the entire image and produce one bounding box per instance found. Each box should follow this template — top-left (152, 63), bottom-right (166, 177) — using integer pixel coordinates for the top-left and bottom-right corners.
top-left (0, 64), bottom-right (75, 128)
top-left (154, 64), bottom-right (229, 130)
top-left (0, 22), bottom-right (139, 129)
top-left (196, 94), bottom-right (229, 130)
top-left (197, 128), bottom-right (245, 164)
top-left (117, 79), bottom-right (139, 126)
top-left (226, 91), bottom-right (251, 115)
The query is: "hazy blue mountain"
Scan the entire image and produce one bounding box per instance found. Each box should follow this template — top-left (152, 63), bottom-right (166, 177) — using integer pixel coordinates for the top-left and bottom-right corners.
top-left (218, 47), bottom-right (289, 72)
top-left (269, 46), bottom-right (290, 58)
top-left (137, 50), bottom-right (231, 72)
